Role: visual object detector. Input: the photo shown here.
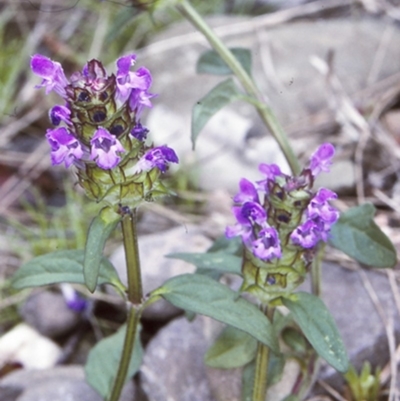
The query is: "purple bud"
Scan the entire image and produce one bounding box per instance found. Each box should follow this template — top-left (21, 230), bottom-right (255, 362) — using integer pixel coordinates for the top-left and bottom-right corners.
top-left (31, 54), bottom-right (69, 98)
top-left (133, 146), bottom-right (178, 173)
top-left (130, 121), bottom-right (149, 141)
top-left (252, 227), bottom-right (282, 261)
top-left (309, 143), bottom-right (335, 177)
top-left (46, 127), bottom-right (83, 168)
top-left (49, 105), bottom-right (71, 126)
top-left (90, 127), bottom-right (125, 170)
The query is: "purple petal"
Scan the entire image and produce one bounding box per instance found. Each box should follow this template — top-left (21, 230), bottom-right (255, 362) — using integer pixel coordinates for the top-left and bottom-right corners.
top-left (31, 54), bottom-right (69, 98)
top-left (309, 143), bottom-right (335, 177)
top-left (252, 227), bottom-right (282, 261)
top-left (233, 178), bottom-right (259, 203)
top-left (239, 202), bottom-right (267, 225)
top-left (290, 219), bottom-right (320, 248)
top-left (49, 105), bottom-right (71, 126)
top-left (134, 146), bottom-right (178, 173)
top-left (46, 127), bottom-right (83, 168)
top-left (130, 121), bottom-right (149, 141)
top-left (90, 127), bottom-right (125, 170)
top-left (307, 188), bottom-right (339, 225)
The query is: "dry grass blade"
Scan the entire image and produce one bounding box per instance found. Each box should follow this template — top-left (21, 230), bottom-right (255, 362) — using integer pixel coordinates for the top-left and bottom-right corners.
top-left (358, 268), bottom-right (397, 401)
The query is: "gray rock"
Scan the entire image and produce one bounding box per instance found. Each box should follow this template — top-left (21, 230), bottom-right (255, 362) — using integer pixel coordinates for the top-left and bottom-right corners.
top-left (19, 290), bottom-right (81, 338)
top-left (316, 262), bottom-right (400, 388)
top-left (140, 17), bottom-right (400, 193)
top-left (140, 315), bottom-right (221, 401)
top-left (110, 225), bottom-right (212, 320)
top-left (0, 365), bottom-right (136, 401)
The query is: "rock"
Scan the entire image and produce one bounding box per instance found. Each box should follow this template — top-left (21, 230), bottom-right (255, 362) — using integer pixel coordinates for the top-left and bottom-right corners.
top-left (0, 365), bottom-right (136, 401)
top-left (315, 262), bottom-right (400, 389)
top-left (140, 315), bottom-right (221, 401)
top-left (140, 17), bottom-right (400, 193)
top-left (0, 324), bottom-right (62, 370)
top-left (110, 225), bottom-right (212, 320)
top-left (19, 290), bottom-right (82, 338)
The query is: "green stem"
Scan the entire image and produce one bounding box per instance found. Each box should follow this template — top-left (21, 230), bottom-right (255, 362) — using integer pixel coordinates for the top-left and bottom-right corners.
top-left (252, 305), bottom-right (274, 401)
top-left (108, 207), bottom-right (143, 401)
top-left (176, 0), bottom-right (300, 175)
top-left (121, 208), bottom-right (143, 304)
top-left (107, 305), bottom-right (141, 401)
top-left (311, 243), bottom-right (325, 297)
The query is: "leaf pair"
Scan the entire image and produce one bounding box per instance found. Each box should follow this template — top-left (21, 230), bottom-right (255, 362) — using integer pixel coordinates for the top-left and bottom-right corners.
top-left (154, 274), bottom-right (349, 373)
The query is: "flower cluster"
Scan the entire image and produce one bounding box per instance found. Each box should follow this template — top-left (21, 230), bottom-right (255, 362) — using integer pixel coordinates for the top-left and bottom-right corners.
top-left (226, 143), bottom-right (339, 303)
top-left (31, 54), bottom-right (178, 206)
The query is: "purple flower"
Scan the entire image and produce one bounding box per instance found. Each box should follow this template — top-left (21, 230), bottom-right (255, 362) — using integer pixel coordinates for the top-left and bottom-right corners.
top-left (290, 219), bottom-right (321, 248)
top-left (60, 284), bottom-right (87, 313)
top-left (116, 55), bottom-right (155, 112)
top-left (133, 146), bottom-right (178, 173)
top-left (46, 127), bottom-right (83, 168)
top-left (233, 178), bottom-right (259, 203)
top-left (225, 202), bottom-right (267, 243)
top-left (239, 201), bottom-right (267, 225)
top-left (307, 188), bottom-right (339, 226)
top-left (130, 121), bottom-right (149, 141)
top-left (31, 54), bottom-right (69, 98)
top-left (252, 227), bottom-right (282, 261)
top-left (309, 143), bottom-right (335, 177)
top-left (225, 206), bottom-right (253, 242)
top-left (90, 127), bottom-right (125, 170)
top-left (49, 105), bottom-right (71, 126)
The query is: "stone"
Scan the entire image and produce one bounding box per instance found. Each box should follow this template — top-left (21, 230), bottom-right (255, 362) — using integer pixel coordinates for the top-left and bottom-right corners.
top-left (0, 365), bottom-right (136, 401)
top-left (140, 315), bottom-right (221, 401)
top-left (0, 324), bottom-right (62, 370)
top-left (109, 225), bottom-right (212, 320)
top-left (139, 17), bottom-right (400, 193)
top-left (315, 262), bottom-right (400, 389)
top-left (19, 290), bottom-right (82, 338)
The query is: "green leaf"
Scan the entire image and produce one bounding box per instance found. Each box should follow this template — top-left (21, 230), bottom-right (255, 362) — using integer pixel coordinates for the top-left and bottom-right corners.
top-left (241, 360), bottom-right (256, 401)
top-left (166, 252), bottom-right (242, 275)
top-left (11, 249), bottom-right (124, 292)
top-left (329, 203), bottom-right (397, 268)
top-left (205, 326), bottom-right (257, 369)
top-left (192, 78), bottom-right (244, 149)
top-left (154, 274), bottom-right (279, 353)
top-left (84, 208), bottom-right (121, 292)
top-left (207, 235), bottom-right (242, 254)
top-left (197, 48), bottom-right (252, 76)
top-left (85, 323), bottom-right (143, 398)
top-left (282, 292), bottom-right (349, 372)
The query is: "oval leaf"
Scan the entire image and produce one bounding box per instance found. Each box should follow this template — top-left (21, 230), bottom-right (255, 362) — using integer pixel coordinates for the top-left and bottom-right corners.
top-left (11, 249), bottom-right (124, 291)
top-left (192, 78), bottom-right (243, 149)
top-left (153, 273), bottom-right (279, 353)
top-left (84, 208), bottom-right (121, 292)
top-left (197, 47), bottom-right (252, 76)
top-left (166, 252), bottom-right (242, 275)
top-left (85, 323), bottom-right (143, 398)
top-left (282, 292), bottom-right (349, 372)
top-left (329, 203), bottom-right (397, 268)
top-left (205, 325), bottom-right (257, 369)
